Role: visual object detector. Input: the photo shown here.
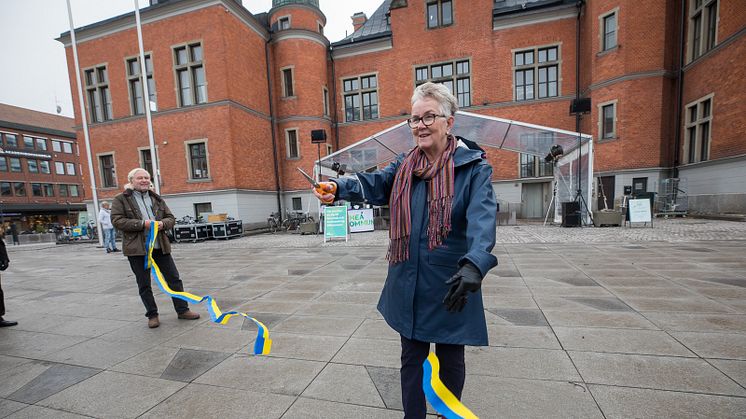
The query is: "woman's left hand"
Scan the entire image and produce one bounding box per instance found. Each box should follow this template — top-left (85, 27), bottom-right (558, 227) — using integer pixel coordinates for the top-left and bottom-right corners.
top-left (443, 262), bottom-right (483, 312)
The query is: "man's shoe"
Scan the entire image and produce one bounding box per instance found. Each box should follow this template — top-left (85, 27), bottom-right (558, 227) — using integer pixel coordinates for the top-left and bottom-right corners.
top-left (0, 318), bottom-right (18, 327)
top-left (112, 248), bottom-right (120, 252)
top-left (106, 248), bottom-right (111, 253)
top-left (177, 310), bottom-right (200, 320)
top-left (148, 316), bottom-right (160, 328)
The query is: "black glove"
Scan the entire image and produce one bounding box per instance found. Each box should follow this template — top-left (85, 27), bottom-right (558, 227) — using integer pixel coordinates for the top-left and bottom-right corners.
top-left (0, 260), bottom-right (8, 271)
top-left (443, 262), bottom-right (483, 312)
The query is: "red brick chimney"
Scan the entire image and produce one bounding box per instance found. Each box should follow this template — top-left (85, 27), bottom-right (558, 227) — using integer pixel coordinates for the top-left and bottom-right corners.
top-left (351, 12), bottom-right (367, 32)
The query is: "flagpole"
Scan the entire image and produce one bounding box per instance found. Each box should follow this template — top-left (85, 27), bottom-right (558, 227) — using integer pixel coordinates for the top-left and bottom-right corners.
top-left (133, 0), bottom-right (160, 194)
top-left (66, 0), bottom-right (103, 247)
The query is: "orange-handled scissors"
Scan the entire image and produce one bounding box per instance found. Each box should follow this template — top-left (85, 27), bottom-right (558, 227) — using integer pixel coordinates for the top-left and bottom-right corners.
top-left (297, 167), bottom-right (336, 203)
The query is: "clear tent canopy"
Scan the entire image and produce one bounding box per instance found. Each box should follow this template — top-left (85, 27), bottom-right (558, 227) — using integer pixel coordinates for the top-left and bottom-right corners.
top-left (316, 111), bottom-right (594, 223)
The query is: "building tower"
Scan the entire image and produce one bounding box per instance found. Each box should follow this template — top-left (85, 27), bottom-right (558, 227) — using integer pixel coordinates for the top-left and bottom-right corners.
top-left (269, 0), bottom-right (331, 212)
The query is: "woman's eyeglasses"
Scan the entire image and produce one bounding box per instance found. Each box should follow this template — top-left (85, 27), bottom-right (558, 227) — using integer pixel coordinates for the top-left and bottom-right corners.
top-left (407, 114), bottom-right (446, 129)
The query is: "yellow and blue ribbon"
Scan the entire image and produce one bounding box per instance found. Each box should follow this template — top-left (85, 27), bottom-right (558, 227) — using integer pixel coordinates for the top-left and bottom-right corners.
top-left (423, 352), bottom-right (478, 419)
top-left (145, 222), bottom-right (271, 355)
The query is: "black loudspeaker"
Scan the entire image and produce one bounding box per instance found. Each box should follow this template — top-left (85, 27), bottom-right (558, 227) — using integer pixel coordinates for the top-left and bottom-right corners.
top-left (570, 97), bottom-right (591, 114)
top-left (311, 129), bottom-right (327, 143)
top-left (561, 201), bottom-right (581, 227)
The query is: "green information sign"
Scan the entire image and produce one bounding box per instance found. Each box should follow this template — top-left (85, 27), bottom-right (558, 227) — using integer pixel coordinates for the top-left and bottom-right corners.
top-left (324, 206), bottom-right (348, 242)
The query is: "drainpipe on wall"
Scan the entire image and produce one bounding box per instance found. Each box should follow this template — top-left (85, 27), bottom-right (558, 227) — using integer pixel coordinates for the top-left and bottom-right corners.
top-left (673, 0), bottom-right (686, 178)
top-left (329, 49), bottom-right (340, 151)
top-left (265, 40), bottom-right (283, 220)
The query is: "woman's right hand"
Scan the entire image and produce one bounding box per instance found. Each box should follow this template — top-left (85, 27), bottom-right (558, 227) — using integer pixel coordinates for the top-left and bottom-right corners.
top-left (313, 181), bottom-right (337, 204)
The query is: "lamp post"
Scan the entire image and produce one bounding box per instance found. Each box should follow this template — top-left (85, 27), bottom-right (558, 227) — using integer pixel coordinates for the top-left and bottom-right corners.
top-left (66, 201), bottom-right (71, 226)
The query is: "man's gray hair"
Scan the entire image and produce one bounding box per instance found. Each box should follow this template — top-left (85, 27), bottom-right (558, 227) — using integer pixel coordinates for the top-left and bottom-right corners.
top-left (100, 201), bottom-right (109, 207)
top-left (127, 168), bottom-right (150, 183)
top-left (411, 82), bottom-right (458, 117)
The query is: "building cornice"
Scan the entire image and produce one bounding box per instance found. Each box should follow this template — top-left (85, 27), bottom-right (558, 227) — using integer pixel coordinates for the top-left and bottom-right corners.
top-left (588, 70), bottom-right (673, 92)
top-left (331, 36), bottom-right (393, 59)
top-left (493, 4), bottom-right (576, 31)
top-left (57, 0), bottom-right (268, 47)
top-left (271, 28), bottom-right (329, 47)
top-left (0, 121), bottom-right (75, 139)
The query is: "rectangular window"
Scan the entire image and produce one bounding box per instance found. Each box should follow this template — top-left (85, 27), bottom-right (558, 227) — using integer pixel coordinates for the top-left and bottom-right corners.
top-left (279, 16), bottom-right (290, 30)
top-left (0, 157), bottom-right (6, 172)
top-left (426, 0), bottom-right (453, 29)
top-left (0, 182), bottom-right (11, 196)
top-left (39, 160), bottom-right (50, 174)
top-left (35, 138), bottom-right (47, 151)
top-left (62, 142), bottom-right (73, 153)
top-left (84, 65), bottom-right (112, 122)
top-left (55, 161), bottom-right (65, 175)
top-left (140, 149), bottom-right (154, 178)
top-left (685, 96), bottom-right (713, 163)
top-left (292, 197), bottom-right (302, 211)
top-left (59, 184), bottom-right (68, 197)
top-left (69, 185), bottom-right (79, 197)
top-left (99, 154), bottom-right (116, 188)
top-left (23, 136), bottom-right (35, 149)
top-left (188, 142), bottom-right (209, 179)
top-left (127, 54), bottom-right (156, 115)
top-left (515, 46), bottom-right (559, 101)
top-left (519, 154), bottom-right (535, 178)
top-left (4, 133), bottom-right (17, 147)
top-left (689, 0), bottom-right (718, 60)
top-left (286, 129), bottom-right (299, 159)
top-left (194, 202), bottom-right (212, 219)
top-left (28, 160), bottom-right (38, 173)
top-left (66, 162), bottom-right (76, 176)
top-left (602, 12), bottom-right (617, 51)
top-left (13, 182), bottom-right (25, 197)
top-left (601, 103), bottom-right (616, 139)
top-left (44, 183), bottom-right (55, 197)
top-left (174, 43), bottom-right (206, 106)
top-left (416, 59), bottom-right (471, 107)
top-left (344, 74), bottom-right (379, 122)
top-left (282, 68), bottom-right (294, 97)
top-left (31, 183), bottom-right (43, 197)
top-left (322, 87), bottom-right (330, 116)
top-left (9, 158), bottom-right (21, 172)
top-left (52, 140), bottom-right (62, 152)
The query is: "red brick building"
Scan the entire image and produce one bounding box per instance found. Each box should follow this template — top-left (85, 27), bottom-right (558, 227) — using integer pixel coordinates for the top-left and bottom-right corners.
top-left (0, 103), bottom-right (86, 232)
top-left (58, 0), bottom-right (745, 223)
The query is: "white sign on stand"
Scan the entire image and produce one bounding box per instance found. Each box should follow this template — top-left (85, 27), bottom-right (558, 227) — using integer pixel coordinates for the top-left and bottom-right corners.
top-left (348, 209), bottom-right (374, 232)
top-left (627, 199), bottom-right (653, 227)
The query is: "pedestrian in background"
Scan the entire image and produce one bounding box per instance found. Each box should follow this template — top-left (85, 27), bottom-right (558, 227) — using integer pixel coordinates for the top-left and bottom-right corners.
top-left (98, 201), bottom-right (119, 253)
top-left (0, 232), bottom-right (17, 327)
top-left (9, 223), bottom-right (19, 246)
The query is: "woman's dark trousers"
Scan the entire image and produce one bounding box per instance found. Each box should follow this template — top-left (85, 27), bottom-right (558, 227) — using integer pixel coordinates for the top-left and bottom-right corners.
top-left (400, 335), bottom-right (466, 419)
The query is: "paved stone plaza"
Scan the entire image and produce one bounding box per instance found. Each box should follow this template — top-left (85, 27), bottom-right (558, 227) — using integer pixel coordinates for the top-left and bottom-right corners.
top-left (1, 219), bottom-right (745, 418)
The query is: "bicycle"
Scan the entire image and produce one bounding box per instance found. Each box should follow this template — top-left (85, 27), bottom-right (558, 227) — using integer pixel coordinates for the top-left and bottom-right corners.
top-left (267, 212), bottom-right (281, 233)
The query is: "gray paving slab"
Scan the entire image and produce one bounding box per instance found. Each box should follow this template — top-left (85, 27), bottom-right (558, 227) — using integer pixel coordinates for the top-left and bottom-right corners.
top-left (466, 346), bottom-right (581, 381)
top-left (542, 310), bottom-right (661, 329)
top-left (301, 363), bottom-right (385, 407)
top-left (589, 385), bottom-right (746, 419)
top-left (109, 346), bottom-right (181, 378)
top-left (0, 330), bottom-right (87, 358)
top-left (0, 362), bottom-right (54, 398)
top-left (644, 312), bottom-right (746, 333)
top-left (553, 327), bottom-right (696, 356)
top-left (36, 370), bottom-right (185, 418)
top-left (162, 324), bottom-right (253, 353)
top-left (7, 364), bottom-right (100, 404)
top-left (366, 366), bottom-right (403, 410)
top-left (265, 333), bottom-right (348, 362)
top-left (281, 397), bottom-right (403, 419)
top-left (486, 325), bottom-right (561, 349)
top-left (195, 355), bottom-right (325, 396)
top-left (39, 337), bottom-right (155, 369)
top-left (671, 331), bottom-right (746, 359)
top-left (272, 315), bottom-right (364, 337)
top-left (4, 405), bottom-right (92, 419)
top-left (569, 351), bottom-right (746, 395)
top-left (709, 359), bottom-right (746, 387)
top-left (141, 383), bottom-right (295, 419)
top-left (0, 398), bottom-right (28, 418)
top-left (0, 355), bottom-right (30, 375)
top-left (351, 319), bottom-right (400, 341)
top-left (159, 348), bottom-right (231, 382)
top-left (486, 308), bottom-right (549, 326)
top-left (331, 338), bottom-right (401, 368)
top-left (463, 375), bottom-right (603, 419)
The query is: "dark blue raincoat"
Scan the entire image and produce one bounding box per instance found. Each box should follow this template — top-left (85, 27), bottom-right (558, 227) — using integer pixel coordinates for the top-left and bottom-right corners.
top-left (334, 144), bottom-right (497, 345)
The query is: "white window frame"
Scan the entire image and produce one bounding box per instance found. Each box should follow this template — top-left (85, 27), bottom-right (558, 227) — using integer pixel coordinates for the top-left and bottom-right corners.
top-left (597, 99), bottom-right (618, 141)
top-left (277, 15), bottom-right (291, 30)
top-left (687, 0), bottom-right (719, 62)
top-left (342, 73), bottom-right (379, 122)
top-left (285, 128), bottom-right (300, 159)
top-left (599, 8), bottom-right (619, 52)
top-left (684, 93), bottom-right (714, 164)
top-left (512, 44), bottom-right (561, 102)
top-left (281, 66), bottom-right (296, 98)
top-left (184, 139), bottom-right (211, 181)
top-left (322, 86), bottom-right (330, 116)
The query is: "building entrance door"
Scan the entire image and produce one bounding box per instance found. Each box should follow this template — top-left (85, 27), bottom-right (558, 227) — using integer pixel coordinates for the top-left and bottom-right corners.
top-left (522, 183), bottom-right (544, 218)
top-left (597, 176), bottom-right (615, 210)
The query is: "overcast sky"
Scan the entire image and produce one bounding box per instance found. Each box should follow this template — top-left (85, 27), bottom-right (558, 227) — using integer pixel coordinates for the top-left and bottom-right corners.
top-left (0, 0), bottom-right (381, 118)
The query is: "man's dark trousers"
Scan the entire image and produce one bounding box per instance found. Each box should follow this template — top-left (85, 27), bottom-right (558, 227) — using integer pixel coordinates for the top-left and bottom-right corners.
top-left (400, 335), bottom-right (466, 418)
top-left (128, 249), bottom-right (188, 318)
